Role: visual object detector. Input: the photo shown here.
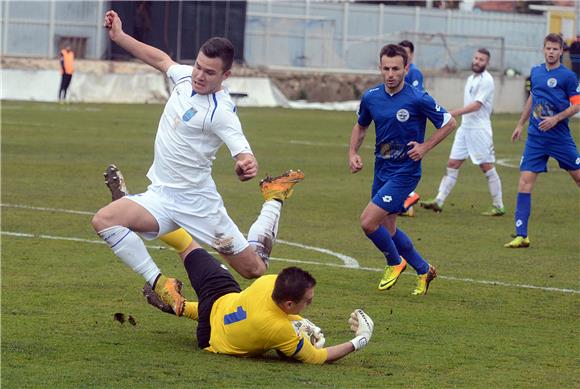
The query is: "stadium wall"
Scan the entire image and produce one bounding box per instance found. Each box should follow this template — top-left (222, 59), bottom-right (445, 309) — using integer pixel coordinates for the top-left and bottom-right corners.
top-left (1, 58), bottom-right (528, 113)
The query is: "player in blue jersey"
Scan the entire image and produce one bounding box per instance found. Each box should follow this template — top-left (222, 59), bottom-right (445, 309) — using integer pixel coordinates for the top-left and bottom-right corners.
top-left (505, 33), bottom-right (580, 248)
top-left (348, 44), bottom-right (456, 295)
top-left (399, 40), bottom-right (424, 91)
top-left (399, 40), bottom-right (424, 216)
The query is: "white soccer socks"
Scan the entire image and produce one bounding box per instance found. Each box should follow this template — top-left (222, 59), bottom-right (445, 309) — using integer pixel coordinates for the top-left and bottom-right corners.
top-left (436, 167), bottom-right (459, 205)
top-left (485, 167), bottom-right (504, 208)
top-left (98, 225), bottom-right (160, 285)
top-left (247, 200), bottom-right (282, 266)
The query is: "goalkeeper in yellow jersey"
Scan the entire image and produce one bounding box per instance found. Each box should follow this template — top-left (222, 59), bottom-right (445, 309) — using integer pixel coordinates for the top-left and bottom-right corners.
top-left (144, 242), bottom-right (374, 364)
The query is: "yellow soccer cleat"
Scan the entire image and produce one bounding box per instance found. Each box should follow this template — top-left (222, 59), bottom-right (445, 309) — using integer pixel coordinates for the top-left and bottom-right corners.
top-left (412, 265), bottom-right (437, 296)
top-left (152, 275), bottom-right (186, 317)
top-left (378, 258), bottom-right (407, 291)
top-left (504, 236), bottom-right (530, 248)
top-left (260, 170), bottom-right (305, 202)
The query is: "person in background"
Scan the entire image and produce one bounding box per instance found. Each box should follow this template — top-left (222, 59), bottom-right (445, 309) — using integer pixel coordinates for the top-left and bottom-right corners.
top-left (58, 45), bottom-right (74, 102)
top-left (505, 33), bottom-right (579, 248)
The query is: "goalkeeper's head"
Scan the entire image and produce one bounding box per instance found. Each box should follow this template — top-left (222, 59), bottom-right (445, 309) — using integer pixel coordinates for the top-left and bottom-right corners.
top-left (272, 267), bottom-right (317, 315)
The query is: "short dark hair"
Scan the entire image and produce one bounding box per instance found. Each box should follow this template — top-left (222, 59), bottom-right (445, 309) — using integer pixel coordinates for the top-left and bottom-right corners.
top-left (477, 48), bottom-right (491, 59)
top-left (272, 267), bottom-right (316, 304)
top-left (398, 40), bottom-right (415, 53)
top-left (544, 33), bottom-right (563, 48)
top-left (200, 37), bottom-right (234, 71)
top-left (380, 44), bottom-right (408, 66)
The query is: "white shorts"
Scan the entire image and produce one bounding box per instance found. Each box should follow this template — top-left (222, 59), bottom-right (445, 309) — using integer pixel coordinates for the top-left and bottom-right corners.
top-left (126, 182), bottom-right (249, 256)
top-left (449, 125), bottom-right (496, 165)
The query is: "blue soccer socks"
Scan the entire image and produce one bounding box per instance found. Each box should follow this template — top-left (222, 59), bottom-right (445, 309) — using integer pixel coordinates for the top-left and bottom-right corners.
top-left (392, 229), bottom-right (430, 275)
top-left (366, 226), bottom-right (402, 266)
top-left (514, 192), bottom-right (531, 238)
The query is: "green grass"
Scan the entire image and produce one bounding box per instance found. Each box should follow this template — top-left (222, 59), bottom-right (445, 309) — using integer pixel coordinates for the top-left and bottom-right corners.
top-left (2, 101), bottom-right (579, 388)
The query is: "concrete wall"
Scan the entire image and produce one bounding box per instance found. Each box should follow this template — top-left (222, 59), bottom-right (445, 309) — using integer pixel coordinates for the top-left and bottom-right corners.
top-left (1, 58), bottom-right (528, 113)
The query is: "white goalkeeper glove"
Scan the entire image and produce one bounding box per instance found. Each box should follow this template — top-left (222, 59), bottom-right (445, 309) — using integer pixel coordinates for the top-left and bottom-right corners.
top-left (292, 318), bottom-right (326, 349)
top-left (348, 309), bottom-right (374, 351)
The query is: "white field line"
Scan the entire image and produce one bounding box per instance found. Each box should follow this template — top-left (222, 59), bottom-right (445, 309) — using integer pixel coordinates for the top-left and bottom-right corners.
top-left (2, 230), bottom-right (579, 295)
top-left (0, 203), bottom-right (359, 267)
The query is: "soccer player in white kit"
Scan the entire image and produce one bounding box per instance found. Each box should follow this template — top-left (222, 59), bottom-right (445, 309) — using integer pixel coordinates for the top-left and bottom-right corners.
top-left (420, 48), bottom-right (504, 216)
top-left (92, 10), bottom-right (303, 309)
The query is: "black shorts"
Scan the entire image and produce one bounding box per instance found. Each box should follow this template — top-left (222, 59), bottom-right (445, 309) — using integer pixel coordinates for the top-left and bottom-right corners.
top-left (184, 249), bottom-right (241, 349)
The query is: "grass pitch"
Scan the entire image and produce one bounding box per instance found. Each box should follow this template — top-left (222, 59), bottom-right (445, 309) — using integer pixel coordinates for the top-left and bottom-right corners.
top-left (2, 101), bottom-right (579, 388)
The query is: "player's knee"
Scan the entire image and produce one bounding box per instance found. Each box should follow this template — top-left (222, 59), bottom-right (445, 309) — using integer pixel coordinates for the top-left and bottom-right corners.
top-left (91, 207), bottom-right (116, 232)
top-left (360, 216), bottom-right (378, 235)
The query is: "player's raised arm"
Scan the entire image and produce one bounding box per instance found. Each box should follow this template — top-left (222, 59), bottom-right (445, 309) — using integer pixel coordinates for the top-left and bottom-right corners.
top-left (103, 10), bottom-right (175, 73)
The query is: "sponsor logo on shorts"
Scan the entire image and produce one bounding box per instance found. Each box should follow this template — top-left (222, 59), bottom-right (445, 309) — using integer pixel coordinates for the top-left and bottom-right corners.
top-left (396, 109), bottom-right (410, 122)
top-left (547, 78), bottom-right (557, 88)
top-left (382, 195), bottom-right (392, 203)
top-left (576, 157), bottom-right (580, 165)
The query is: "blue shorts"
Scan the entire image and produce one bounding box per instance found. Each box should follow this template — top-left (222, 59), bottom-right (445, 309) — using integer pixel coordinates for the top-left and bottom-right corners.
top-left (371, 174), bottom-right (420, 213)
top-left (520, 134), bottom-right (580, 173)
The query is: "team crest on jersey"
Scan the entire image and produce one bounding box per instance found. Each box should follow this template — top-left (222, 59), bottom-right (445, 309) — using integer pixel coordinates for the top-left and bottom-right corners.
top-left (547, 78), bottom-right (557, 88)
top-left (396, 109), bottom-right (410, 122)
top-left (182, 107), bottom-right (197, 121)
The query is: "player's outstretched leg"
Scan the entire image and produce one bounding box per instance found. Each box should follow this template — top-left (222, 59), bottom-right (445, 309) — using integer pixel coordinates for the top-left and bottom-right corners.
top-left (102, 164), bottom-right (196, 256)
top-left (247, 170), bottom-right (305, 267)
top-left (103, 164), bottom-right (129, 201)
top-left (412, 265), bottom-right (437, 296)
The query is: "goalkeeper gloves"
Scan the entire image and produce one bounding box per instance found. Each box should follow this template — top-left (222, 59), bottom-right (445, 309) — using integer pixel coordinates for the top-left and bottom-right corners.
top-left (348, 309), bottom-right (374, 351)
top-left (292, 318), bottom-right (326, 349)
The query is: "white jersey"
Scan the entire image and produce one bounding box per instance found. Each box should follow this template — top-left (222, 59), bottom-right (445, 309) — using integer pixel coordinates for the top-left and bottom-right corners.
top-left (461, 70), bottom-right (494, 130)
top-left (146, 64), bottom-right (252, 189)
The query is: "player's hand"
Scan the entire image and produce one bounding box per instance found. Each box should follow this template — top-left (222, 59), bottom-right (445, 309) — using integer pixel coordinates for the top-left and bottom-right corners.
top-left (407, 141), bottom-right (428, 161)
top-left (234, 153), bottom-right (258, 181)
top-left (511, 125), bottom-right (523, 142)
top-left (349, 153), bottom-right (363, 173)
top-left (348, 309), bottom-right (374, 351)
top-left (292, 318), bottom-right (326, 349)
top-left (104, 10), bottom-right (123, 41)
top-left (539, 115), bottom-right (558, 132)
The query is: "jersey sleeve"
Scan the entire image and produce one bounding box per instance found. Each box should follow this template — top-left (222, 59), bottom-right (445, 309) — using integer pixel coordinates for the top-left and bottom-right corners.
top-left (419, 93), bottom-right (451, 129)
top-left (166, 64), bottom-right (193, 86)
top-left (274, 323), bottom-right (328, 365)
top-left (357, 94), bottom-right (373, 127)
top-left (473, 76), bottom-right (494, 104)
top-left (212, 109), bottom-right (253, 158)
top-left (566, 72), bottom-right (580, 105)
